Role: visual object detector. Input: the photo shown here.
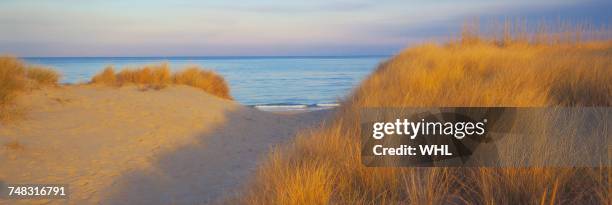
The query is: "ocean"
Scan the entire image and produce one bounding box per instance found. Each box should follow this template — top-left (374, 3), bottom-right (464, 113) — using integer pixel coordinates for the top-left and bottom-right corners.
top-left (23, 56), bottom-right (388, 110)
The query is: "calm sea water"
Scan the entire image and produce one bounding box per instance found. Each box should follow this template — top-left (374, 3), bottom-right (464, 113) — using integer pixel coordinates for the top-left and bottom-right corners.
top-left (23, 56), bottom-right (387, 108)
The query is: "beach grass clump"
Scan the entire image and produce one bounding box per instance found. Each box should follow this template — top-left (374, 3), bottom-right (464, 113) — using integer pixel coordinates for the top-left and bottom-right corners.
top-left (0, 57), bottom-right (26, 109)
top-left (237, 25), bottom-right (611, 204)
top-left (116, 64), bottom-right (172, 88)
top-left (91, 66), bottom-right (117, 85)
top-left (90, 64), bottom-right (232, 100)
top-left (26, 66), bottom-right (61, 86)
top-left (173, 67), bottom-right (232, 100)
top-left (0, 56), bottom-right (60, 120)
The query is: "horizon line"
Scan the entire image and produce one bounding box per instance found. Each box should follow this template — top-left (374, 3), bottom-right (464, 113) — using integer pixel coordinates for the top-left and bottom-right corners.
top-left (20, 54), bottom-right (393, 59)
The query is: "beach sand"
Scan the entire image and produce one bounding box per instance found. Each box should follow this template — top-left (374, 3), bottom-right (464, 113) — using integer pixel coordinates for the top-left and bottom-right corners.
top-left (0, 85), bottom-right (332, 204)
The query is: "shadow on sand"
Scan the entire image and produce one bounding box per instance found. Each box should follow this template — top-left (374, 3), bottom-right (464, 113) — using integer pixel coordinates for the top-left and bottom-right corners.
top-left (98, 107), bottom-right (332, 204)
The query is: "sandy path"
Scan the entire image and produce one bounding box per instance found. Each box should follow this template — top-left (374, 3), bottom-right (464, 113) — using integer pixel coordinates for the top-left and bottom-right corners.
top-left (0, 85), bottom-right (331, 204)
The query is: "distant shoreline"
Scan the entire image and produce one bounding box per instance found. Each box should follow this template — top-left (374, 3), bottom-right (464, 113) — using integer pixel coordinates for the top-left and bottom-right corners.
top-left (22, 55), bottom-right (391, 59)
top-left (250, 103), bottom-right (340, 112)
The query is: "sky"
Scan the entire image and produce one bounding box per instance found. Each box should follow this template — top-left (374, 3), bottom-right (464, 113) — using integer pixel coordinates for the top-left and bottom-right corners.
top-left (0, 0), bottom-right (610, 57)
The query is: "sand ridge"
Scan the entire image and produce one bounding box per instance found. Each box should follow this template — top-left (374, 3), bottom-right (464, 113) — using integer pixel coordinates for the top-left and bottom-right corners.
top-left (0, 85), bottom-right (331, 204)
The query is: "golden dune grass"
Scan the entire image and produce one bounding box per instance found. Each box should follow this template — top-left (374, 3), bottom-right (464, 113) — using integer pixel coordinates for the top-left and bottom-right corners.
top-left (0, 57), bottom-right (26, 110)
top-left (173, 67), bottom-right (232, 100)
top-left (91, 66), bottom-right (117, 85)
top-left (0, 56), bottom-right (59, 120)
top-left (238, 28), bottom-right (611, 204)
top-left (25, 67), bottom-right (61, 87)
top-left (116, 64), bottom-right (172, 87)
top-left (90, 64), bottom-right (232, 100)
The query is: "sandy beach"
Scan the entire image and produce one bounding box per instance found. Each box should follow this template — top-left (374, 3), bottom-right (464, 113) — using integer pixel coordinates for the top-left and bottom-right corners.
top-left (0, 0), bottom-right (609, 203)
top-left (0, 85), bottom-right (332, 204)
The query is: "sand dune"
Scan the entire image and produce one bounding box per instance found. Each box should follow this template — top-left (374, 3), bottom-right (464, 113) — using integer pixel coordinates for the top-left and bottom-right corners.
top-left (0, 85), bottom-right (331, 204)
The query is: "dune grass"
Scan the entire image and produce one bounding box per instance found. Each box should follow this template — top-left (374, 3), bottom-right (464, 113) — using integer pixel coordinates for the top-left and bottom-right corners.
top-left (26, 67), bottom-right (61, 86)
top-left (0, 56), bottom-right (60, 120)
top-left (90, 64), bottom-right (232, 100)
top-left (91, 66), bottom-right (117, 85)
top-left (237, 27), bottom-right (611, 204)
top-left (0, 57), bottom-right (26, 111)
top-left (116, 64), bottom-right (172, 87)
top-left (173, 67), bottom-right (232, 100)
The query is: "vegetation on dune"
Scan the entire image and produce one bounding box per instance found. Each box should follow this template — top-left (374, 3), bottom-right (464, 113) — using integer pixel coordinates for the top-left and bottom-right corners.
top-left (0, 57), bottom-right (231, 120)
top-left (90, 64), bottom-right (232, 100)
top-left (238, 25), bottom-right (611, 204)
top-left (0, 56), bottom-right (60, 120)
top-left (0, 57), bottom-right (26, 111)
top-left (25, 67), bottom-right (61, 87)
top-left (173, 67), bottom-right (232, 100)
top-left (91, 66), bottom-right (117, 85)
top-left (116, 64), bottom-right (172, 87)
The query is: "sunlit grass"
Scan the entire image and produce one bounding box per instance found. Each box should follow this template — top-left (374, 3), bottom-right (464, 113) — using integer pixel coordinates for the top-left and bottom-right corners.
top-left (173, 67), bottom-right (232, 100)
top-left (91, 66), bottom-right (117, 85)
top-left (91, 64), bottom-right (232, 100)
top-left (0, 56), bottom-right (60, 120)
top-left (26, 66), bottom-right (61, 87)
top-left (238, 24), bottom-right (611, 204)
top-left (115, 63), bottom-right (172, 87)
